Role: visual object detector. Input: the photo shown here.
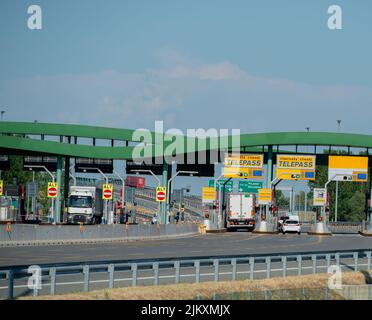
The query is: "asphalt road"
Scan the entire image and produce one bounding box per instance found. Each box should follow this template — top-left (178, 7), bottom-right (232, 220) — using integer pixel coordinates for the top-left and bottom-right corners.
top-left (1, 232), bottom-right (372, 268)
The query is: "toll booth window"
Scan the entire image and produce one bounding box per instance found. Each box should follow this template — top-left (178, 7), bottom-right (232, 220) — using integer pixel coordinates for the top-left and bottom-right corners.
top-left (69, 196), bottom-right (93, 208)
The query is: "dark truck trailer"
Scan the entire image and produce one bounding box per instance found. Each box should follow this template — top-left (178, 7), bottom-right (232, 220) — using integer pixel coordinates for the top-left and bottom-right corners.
top-left (125, 176), bottom-right (145, 189)
top-left (226, 193), bottom-right (256, 231)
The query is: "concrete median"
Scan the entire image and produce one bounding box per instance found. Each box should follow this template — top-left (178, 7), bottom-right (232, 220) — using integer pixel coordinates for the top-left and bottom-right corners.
top-left (0, 223), bottom-right (200, 247)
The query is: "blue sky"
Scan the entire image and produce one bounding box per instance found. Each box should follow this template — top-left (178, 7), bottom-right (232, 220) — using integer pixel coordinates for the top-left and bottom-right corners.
top-left (0, 0), bottom-right (371, 194)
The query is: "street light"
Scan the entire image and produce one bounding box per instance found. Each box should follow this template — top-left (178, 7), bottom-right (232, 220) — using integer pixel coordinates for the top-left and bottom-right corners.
top-left (24, 165), bottom-right (56, 223)
top-left (166, 171), bottom-right (198, 224)
top-left (112, 170), bottom-right (125, 210)
top-left (0, 111), bottom-right (5, 121)
top-left (335, 120), bottom-right (342, 222)
top-left (131, 169), bottom-right (161, 222)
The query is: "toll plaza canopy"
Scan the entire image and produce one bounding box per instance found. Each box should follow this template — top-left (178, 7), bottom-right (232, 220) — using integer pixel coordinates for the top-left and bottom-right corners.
top-left (3, 121), bottom-right (372, 225)
top-left (2, 122), bottom-right (372, 163)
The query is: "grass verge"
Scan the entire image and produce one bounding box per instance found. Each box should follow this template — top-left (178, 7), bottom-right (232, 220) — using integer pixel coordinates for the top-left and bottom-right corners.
top-left (20, 270), bottom-right (372, 300)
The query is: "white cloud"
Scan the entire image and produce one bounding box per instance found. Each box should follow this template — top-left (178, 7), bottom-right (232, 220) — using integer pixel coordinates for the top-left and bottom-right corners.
top-left (2, 51), bottom-right (372, 134)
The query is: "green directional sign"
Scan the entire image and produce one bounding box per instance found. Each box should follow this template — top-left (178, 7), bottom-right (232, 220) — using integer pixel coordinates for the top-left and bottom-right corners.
top-left (209, 179), bottom-right (233, 192)
top-left (238, 180), bottom-right (263, 193)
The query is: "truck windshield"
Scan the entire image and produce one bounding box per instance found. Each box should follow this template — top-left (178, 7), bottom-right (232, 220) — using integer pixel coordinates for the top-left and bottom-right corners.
top-left (69, 196), bottom-right (93, 208)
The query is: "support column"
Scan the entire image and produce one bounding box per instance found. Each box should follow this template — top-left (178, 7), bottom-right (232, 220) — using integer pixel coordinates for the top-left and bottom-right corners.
top-left (364, 167), bottom-right (372, 234)
top-left (266, 145), bottom-right (273, 188)
top-left (160, 160), bottom-right (169, 224)
top-left (254, 145), bottom-right (275, 233)
top-left (63, 157), bottom-right (70, 223)
top-left (266, 145), bottom-right (273, 223)
top-left (55, 156), bottom-right (63, 224)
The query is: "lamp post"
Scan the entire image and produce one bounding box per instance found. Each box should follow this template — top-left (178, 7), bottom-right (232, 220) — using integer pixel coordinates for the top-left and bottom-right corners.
top-left (166, 171), bottom-right (198, 224)
top-left (335, 120), bottom-right (342, 222)
top-left (24, 165), bottom-right (55, 223)
top-left (112, 170), bottom-right (126, 210)
top-left (214, 171), bottom-right (225, 229)
top-left (131, 169), bottom-right (161, 222)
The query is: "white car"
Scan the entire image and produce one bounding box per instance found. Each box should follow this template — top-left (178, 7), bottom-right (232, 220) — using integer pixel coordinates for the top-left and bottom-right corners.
top-left (281, 216), bottom-right (301, 235)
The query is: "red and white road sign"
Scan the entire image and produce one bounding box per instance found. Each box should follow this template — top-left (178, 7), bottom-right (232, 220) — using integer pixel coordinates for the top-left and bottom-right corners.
top-left (47, 182), bottom-right (58, 198)
top-left (102, 184), bottom-right (113, 200)
top-left (156, 186), bottom-right (166, 202)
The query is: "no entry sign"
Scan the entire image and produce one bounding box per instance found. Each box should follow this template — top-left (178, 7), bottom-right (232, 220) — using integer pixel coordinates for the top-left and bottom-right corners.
top-left (102, 184), bottom-right (113, 200)
top-left (47, 182), bottom-right (58, 198)
top-left (156, 186), bottom-right (167, 202)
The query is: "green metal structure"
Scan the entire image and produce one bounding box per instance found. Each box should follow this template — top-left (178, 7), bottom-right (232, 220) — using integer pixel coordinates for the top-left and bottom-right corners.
top-left (2, 121), bottom-right (372, 224)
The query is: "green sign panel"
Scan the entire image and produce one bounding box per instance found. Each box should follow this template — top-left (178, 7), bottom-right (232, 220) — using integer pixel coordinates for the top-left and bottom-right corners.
top-left (209, 179), bottom-right (233, 192)
top-left (238, 180), bottom-right (263, 193)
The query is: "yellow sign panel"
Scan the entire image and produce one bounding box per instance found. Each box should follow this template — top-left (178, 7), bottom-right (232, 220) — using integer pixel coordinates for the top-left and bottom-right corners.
top-left (202, 187), bottom-right (216, 203)
top-left (223, 154), bottom-right (264, 179)
top-left (225, 154), bottom-right (264, 168)
top-left (329, 156), bottom-right (368, 169)
top-left (276, 155), bottom-right (316, 180)
top-left (156, 186), bottom-right (167, 202)
top-left (47, 182), bottom-right (58, 198)
top-left (0, 180), bottom-right (3, 196)
top-left (102, 184), bottom-right (113, 200)
top-left (328, 156), bottom-right (368, 182)
top-left (258, 188), bottom-right (272, 205)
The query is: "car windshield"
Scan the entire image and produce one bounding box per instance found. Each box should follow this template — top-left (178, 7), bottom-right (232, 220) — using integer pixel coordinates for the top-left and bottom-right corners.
top-left (285, 220), bottom-right (299, 224)
top-left (69, 196), bottom-right (93, 208)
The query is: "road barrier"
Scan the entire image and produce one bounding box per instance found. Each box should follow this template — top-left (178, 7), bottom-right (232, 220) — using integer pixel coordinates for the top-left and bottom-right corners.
top-left (0, 249), bottom-right (371, 299)
top-left (300, 221), bottom-right (364, 234)
top-left (0, 224), bottom-right (199, 246)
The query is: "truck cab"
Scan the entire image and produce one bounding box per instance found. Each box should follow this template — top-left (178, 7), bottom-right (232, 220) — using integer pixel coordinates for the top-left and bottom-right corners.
top-left (67, 186), bottom-right (102, 224)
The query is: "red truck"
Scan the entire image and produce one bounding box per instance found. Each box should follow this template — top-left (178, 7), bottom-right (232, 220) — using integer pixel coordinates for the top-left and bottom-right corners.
top-left (125, 176), bottom-right (145, 189)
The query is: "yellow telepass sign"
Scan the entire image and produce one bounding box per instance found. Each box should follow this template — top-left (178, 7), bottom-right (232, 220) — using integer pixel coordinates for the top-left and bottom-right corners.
top-left (225, 154), bottom-right (263, 168)
top-left (202, 187), bottom-right (216, 203)
top-left (276, 155), bottom-right (316, 180)
top-left (328, 156), bottom-right (368, 182)
top-left (224, 154), bottom-right (264, 179)
top-left (0, 180), bottom-right (3, 196)
top-left (258, 188), bottom-right (272, 205)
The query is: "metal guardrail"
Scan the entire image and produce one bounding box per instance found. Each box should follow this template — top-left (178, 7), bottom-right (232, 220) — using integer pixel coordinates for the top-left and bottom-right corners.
top-left (1, 249), bottom-right (371, 299)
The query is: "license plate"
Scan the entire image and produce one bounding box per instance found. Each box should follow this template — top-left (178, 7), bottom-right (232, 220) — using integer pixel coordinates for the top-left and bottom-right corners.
top-left (238, 222), bottom-right (244, 225)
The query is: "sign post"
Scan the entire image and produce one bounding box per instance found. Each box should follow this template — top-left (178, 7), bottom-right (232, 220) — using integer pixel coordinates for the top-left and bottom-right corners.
top-left (102, 184), bottom-right (113, 224)
top-left (258, 188), bottom-right (272, 205)
top-left (202, 187), bottom-right (216, 203)
top-left (156, 186), bottom-right (167, 202)
top-left (102, 184), bottom-right (113, 200)
top-left (313, 188), bottom-right (327, 206)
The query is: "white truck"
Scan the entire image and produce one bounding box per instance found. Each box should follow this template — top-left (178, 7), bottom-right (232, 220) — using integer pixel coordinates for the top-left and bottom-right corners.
top-left (66, 186), bottom-right (103, 224)
top-left (226, 193), bottom-right (256, 231)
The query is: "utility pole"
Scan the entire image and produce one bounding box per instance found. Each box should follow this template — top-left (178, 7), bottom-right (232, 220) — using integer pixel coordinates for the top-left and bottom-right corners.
top-left (335, 120), bottom-right (341, 222)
